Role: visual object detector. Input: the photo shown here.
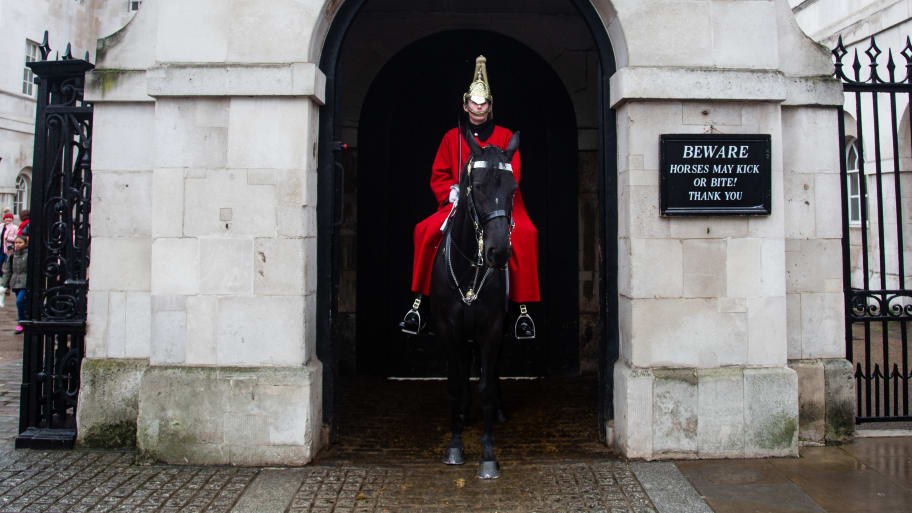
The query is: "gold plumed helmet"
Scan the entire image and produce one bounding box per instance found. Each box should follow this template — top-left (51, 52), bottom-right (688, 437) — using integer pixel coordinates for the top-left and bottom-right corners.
top-left (463, 55), bottom-right (493, 106)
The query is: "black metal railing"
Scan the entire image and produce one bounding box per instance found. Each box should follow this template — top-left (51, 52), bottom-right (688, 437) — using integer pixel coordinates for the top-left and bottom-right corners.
top-left (836, 35), bottom-right (912, 423)
top-left (16, 32), bottom-right (93, 448)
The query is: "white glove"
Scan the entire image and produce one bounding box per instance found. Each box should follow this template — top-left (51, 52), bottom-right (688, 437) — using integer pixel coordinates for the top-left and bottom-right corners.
top-left (448, 185), bottom-right (459, 203)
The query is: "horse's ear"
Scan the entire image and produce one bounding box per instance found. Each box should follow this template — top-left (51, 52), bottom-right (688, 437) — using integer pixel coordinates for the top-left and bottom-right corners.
top-left (504, 131), bottom-right (520, 160)
top-left (464, 127), bottom-right (482, 156)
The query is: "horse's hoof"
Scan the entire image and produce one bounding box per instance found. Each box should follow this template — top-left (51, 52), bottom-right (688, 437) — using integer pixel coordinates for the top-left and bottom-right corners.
top-left (442, 447), bottom-right (465, 465)
top-left (477, 460), bottom-right (500, 479)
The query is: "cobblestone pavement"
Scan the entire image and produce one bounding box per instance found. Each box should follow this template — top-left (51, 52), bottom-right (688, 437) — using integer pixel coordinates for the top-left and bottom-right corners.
top-left (0, 445), bottom-right (258, 513)
top-left (0, 445), bottom-right (660, 513)
top-left (284, 462), bottom-right (657, 513)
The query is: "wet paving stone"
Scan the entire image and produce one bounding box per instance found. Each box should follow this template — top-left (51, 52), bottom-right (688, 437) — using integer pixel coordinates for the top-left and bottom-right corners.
top-left (0, 443), bottom-right (259, 513)
top-left (280, 462), bottom-right (658, 513)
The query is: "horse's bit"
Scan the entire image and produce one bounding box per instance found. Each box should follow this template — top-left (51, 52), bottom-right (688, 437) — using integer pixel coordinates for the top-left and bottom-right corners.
top-left (446, 156), bottom-right (515, 305)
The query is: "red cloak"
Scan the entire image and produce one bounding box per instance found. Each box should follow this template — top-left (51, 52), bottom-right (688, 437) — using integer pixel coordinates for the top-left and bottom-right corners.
top-left (411, 125), bottom-right (540, 303)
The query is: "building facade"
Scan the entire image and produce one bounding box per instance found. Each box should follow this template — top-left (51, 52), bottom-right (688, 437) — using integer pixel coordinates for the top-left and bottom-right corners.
top-left (0, 0), bottom-right (134, 218)
top-left (73, 0), bottom-right (857, 464)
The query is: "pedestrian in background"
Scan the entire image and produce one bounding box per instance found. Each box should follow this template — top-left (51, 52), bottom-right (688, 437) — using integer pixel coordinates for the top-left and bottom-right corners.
top-left (1, 235), bottom-right (28, 334)
top-left (0, 211), bottom-right (17, 274)
top-left (15, 209), bottom-right (28, 242)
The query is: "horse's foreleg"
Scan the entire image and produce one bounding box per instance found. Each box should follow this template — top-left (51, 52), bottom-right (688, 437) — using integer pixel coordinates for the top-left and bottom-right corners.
top-left (443, 332), bottom-right (469, 465)
top-left (477, 333), bottom-right (502, 479)
top-left (494, 343), bottom-right (507, 424)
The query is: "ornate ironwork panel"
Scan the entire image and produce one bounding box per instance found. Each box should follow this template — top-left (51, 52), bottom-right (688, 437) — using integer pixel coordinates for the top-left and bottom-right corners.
top-left (17, 32), bottom-right (93, 449)
top-left (835, 35), bottom-right (912, 423)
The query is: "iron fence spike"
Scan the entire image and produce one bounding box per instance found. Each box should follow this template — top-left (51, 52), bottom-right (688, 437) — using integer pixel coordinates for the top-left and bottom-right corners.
top-left (833, 36), bottom-right (849, 80)
top-left (39, 31), bottom-right (51, 61)
top-left (866, 38), bottom-right (882, 83)
top-left (852, 48), bottom-right (862, 82)
top-left (887, 50), bottom-right (896, 82)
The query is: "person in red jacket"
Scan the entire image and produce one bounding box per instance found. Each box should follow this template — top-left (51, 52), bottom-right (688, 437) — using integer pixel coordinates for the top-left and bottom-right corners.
top-left (400, 56), bottom-right (539, 339)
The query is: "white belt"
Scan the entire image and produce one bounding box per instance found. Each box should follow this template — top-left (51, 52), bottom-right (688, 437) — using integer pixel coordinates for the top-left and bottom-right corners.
top-left (472, 161), bottom-right (512, 172)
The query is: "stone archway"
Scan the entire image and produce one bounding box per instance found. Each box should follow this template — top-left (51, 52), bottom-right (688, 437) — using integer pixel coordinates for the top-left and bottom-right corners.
top-left (315, 0), bottom-right (620, 441)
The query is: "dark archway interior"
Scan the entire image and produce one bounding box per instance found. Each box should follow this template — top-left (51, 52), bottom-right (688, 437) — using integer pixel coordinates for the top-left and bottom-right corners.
top-left (318, 0), bottom-right (619, 449)
top-left (354, 30), bottom-right (578, 378)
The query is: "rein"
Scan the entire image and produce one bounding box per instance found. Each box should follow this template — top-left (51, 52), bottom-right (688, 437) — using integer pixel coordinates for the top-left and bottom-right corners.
top-left (445, 154), bottom-right (514, 305)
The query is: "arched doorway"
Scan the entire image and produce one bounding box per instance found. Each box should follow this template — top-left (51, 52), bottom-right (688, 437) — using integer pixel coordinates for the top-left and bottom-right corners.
top-left (316, 0), bottom-right (618, 443)
top-left (356, 30), bottom-right (578, 378)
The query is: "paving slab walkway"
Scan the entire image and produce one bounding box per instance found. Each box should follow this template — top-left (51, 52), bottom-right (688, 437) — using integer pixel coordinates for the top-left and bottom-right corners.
top-left (676, 437), bottom-right (912, 513)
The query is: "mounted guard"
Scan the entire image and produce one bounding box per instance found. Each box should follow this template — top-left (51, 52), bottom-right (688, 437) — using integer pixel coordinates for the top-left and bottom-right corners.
top-left (400, 55), bottom-right (540, 339)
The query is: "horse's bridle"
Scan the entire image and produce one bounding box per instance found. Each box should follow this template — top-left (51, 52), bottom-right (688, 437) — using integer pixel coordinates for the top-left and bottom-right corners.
top-left (446, 156), bottom-right (515, 305)
top-left (465, 159), bottom-right (514, 228)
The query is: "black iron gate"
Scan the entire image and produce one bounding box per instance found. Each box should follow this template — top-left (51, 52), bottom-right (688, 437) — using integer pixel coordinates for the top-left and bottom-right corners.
top-left (836, 35), bottom-right (912, 423)
top-left (16, 33), bottom-right (93, 448)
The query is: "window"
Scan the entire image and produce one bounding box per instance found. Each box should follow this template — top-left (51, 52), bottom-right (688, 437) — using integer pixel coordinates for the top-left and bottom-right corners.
top-left (128, 0), bottom-right (142, 11)
top-left (23, 40), bottom-right (39, 96)
top-left (14, 174), bottom-right (29, 216)
top-left (847, 140), bottom-right (861, 226)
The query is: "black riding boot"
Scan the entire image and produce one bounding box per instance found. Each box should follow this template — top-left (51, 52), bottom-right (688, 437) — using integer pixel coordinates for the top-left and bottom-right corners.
top-left (514, 304), bottom-right (536, 340)
top-left (399, 294), bottom-right (427, 335)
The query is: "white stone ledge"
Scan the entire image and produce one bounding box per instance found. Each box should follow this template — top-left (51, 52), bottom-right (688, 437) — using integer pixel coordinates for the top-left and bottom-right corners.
top-left (609, 67), bottom-right (844, 107)
top-left (85, 69), bottom-right (153, 103)
top-left (0, 116), bottom-right (33, 135)
top-left (145, 63), bottom-right (326, 103)
top-left (782, 76), bottom-right (845, 107)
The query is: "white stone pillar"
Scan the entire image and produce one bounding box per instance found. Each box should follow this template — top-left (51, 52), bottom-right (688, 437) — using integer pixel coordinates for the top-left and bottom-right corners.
top-left (783, 105), bottom-right (855, 444)
top-left (609, 61), bottom-right (846, 458)
top-left (79, 73), bottom-right (156, 448)
top-left (135, 66), bottom-right (325, 465)
top-left (78, 0), bottom-right (329, 464)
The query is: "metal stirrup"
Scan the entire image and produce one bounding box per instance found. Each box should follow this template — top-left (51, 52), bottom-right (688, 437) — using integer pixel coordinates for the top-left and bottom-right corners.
top-left (401, 297), bottom-right (423, 335)
top-left (515, 304), bottom-right (535, 340)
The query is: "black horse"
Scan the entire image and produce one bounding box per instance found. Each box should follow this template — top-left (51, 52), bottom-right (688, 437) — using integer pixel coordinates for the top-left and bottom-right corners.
top-left (430, 128), bottom-right (520, 479)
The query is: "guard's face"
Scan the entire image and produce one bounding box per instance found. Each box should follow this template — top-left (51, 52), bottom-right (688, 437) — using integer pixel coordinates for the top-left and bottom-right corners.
top-left (464, 100), bottom-right (490, 125)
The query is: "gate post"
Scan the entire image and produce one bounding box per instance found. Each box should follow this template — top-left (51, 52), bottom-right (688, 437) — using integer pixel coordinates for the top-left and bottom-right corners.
top-left (16, 33), bottom-right (94, 449)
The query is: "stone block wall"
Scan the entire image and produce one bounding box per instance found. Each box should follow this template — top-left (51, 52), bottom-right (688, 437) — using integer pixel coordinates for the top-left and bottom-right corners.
top-left (83, 82), bottom-right (326, 462)
top-left (616, 100), bottom-right (788, 372)
top-left (614, 364), bottom-right (799, 459)
top-left (80, 96), bottom-right (156, 446)
top-left (782, 106), bottom-right (855, 444)
top-left (611, 98), bottom-right (801, 458)
top-left (137, 366), bottom-right (322, 465)
top-left (78, 0), bottom-right (328, 463)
